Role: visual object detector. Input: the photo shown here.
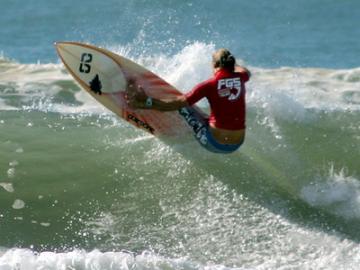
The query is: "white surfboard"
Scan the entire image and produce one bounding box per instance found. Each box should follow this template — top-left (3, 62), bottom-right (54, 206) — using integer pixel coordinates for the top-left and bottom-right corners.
top-left (55, 42), bottom-right (200, 137)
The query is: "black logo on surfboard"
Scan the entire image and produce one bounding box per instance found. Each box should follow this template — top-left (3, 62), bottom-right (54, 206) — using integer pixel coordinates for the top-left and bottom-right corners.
top-left (89, 74), bottom-right (102, 95)
top-left (127, 114), bottom-right (155, 134)
top-left (79, 53), bottom-right (92, 73)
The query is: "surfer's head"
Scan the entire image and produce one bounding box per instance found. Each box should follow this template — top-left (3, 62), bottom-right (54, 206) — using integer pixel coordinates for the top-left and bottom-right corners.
top-left (212, 48), bottom-right (235, 71)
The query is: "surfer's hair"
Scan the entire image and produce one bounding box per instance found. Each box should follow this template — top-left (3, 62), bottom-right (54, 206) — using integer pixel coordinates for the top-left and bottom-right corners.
top-left (212, 48), bottom-right (236, 71)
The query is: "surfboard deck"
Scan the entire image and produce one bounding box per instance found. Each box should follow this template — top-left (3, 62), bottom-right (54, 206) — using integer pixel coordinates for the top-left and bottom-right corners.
top-left (55, 41), bottom-right (200, 138)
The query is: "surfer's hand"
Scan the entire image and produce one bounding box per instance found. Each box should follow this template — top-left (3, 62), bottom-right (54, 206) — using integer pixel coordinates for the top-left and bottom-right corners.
top-left (125, 80), bottom-right (148, 109)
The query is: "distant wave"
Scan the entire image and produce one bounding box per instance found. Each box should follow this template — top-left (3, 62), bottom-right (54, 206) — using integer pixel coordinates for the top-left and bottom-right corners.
top-left (1, 42), bottom-right (360, 114)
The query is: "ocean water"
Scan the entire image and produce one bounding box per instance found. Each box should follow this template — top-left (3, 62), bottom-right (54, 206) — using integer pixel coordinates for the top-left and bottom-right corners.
top-left (1, 0), bottom-right (360, 269)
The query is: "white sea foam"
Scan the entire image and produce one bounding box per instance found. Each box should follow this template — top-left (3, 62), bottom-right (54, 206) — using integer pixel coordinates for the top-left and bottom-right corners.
top-left (1, 238), bottom-right (360, 270)
top-left (252, 67), bottom-right (360, 113)
top-left (0, 98), bottom-right (17, 111)
top-left (0, 249), bottom-right (241, 270)
top-left (0, 62), bottom-right (66, 84)
top-left (12, 199), bottom-right (25, 210)
top-left (0, 183), bottom-right (14, 193)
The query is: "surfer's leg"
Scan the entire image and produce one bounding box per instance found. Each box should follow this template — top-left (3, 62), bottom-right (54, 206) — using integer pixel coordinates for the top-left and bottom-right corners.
top-left (178, 107), bottom-right (208, 139)
top-left (178, 107), bottom-right (241, 154)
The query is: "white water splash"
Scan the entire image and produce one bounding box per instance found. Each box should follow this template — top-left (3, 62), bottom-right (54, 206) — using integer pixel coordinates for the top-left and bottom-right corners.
top-left (301, 166), bottom-right (360, 219)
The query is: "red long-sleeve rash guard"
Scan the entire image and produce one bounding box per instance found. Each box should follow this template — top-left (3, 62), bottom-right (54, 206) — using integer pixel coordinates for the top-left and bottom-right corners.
top-left (185, 69), bottom-right (249, 130)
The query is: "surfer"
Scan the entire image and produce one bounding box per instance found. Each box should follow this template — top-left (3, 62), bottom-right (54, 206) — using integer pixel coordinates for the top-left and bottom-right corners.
top-left (126, 48), bottom-right (251, 154)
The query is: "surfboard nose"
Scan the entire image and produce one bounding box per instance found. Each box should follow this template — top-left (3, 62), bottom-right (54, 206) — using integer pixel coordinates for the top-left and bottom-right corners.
top-left (54, 41), bottom-right (63, 48)
top-left (54, 41), bottom-right (128, 95)
top-left (54, 42), bottom-right (67, 55)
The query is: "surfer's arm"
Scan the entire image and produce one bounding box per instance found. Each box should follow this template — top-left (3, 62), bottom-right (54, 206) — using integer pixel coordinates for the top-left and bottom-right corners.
top-left (235, 65), bottom-right (251, 80)
top-left (128, 95), bottom-right (188, 111)
top-left (125, 82), bottom-right (188, 111)
top-left (150, 96), bottom-right (188, 111)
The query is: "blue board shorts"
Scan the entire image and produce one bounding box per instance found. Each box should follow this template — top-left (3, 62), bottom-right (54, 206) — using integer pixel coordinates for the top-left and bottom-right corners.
top-left (178, 107), bottom-right (242, 154)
